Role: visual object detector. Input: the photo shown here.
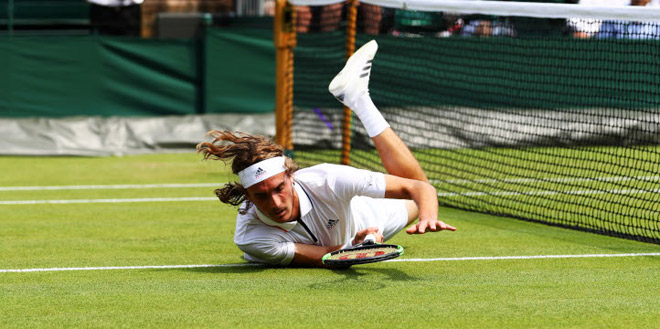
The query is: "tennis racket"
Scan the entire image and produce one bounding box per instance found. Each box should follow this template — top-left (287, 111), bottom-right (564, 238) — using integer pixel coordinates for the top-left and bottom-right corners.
top-left (322, 234), bottom-right (404, 266)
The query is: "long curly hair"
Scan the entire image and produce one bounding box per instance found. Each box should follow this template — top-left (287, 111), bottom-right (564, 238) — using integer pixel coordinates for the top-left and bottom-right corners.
top-left (197, 130), bottom-right (298, 213)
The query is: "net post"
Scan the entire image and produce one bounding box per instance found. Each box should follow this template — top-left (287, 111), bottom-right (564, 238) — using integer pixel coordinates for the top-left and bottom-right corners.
top-left (341, 0), bottom-right (359, 166)
top-left (274, 0), bottom-right (296, 156)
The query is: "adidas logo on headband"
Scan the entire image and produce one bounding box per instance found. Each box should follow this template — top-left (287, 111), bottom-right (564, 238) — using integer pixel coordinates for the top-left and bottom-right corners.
top-left (238, 157), bottom-right (286, 188)
top-left (255, 167), bottom-right (266, 178)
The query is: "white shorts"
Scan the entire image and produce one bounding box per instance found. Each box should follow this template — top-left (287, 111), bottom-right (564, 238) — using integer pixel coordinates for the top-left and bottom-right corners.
top-left (350, 196), bottom-right (409, 241)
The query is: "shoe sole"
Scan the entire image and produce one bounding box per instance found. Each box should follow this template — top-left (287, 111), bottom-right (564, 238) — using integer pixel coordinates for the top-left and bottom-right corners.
top-left (328, 40), bottom-right (379, 99)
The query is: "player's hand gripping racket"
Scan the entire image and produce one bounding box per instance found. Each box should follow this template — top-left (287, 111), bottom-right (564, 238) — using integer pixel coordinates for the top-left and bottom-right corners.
top-left (322, 234), bottom-right (404, 266)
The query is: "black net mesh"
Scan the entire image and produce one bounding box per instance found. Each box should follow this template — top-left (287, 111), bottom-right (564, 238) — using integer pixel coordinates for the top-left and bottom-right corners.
top-left (292, 3), bottom-right (347, 165)
top-left (292, 3), bottom-right (660, 244)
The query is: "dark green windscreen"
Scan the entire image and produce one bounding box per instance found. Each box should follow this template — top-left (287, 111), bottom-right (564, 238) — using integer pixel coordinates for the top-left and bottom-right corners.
top-left (0, 26), bottom-right (275, 117)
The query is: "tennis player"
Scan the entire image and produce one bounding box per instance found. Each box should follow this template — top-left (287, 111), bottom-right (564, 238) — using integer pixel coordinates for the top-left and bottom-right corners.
top-left (198, 40), bottom-right (456, 267)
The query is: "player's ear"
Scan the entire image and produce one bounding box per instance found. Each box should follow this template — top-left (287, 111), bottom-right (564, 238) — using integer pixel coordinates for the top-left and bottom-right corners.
top-left (285, 172), bottom-right (295, 184)
top-left (244, 187), bottom-right (254, 202)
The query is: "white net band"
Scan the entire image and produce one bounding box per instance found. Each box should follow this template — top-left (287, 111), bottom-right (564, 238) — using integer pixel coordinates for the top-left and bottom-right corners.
top-left (287, 0), bottom-right (660, 22)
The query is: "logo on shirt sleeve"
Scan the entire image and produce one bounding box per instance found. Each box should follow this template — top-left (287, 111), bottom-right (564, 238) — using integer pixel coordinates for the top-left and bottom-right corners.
top-left (326, 219), bottom-right (339, 229)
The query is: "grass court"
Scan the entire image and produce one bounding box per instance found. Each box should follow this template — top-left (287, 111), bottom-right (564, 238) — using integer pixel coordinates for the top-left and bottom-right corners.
top-left (2, 153), bottom-right (660, 328)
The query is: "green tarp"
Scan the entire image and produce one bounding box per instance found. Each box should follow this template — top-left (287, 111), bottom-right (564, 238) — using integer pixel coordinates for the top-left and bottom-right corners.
top-left (0, 36), bottom-right (197, 117)
top-left (0, 27), bottom-right (275, 118)
top-left (205, 28), bottom-right (275, 114)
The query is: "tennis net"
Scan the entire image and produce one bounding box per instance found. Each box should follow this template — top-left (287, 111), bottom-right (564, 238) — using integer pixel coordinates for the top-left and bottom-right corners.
top-left (288, 0), bottom-right (660, 244)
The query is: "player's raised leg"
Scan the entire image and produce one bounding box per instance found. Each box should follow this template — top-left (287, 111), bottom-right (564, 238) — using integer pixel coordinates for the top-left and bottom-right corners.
top-left (329, 40), bottom-right (427, 183)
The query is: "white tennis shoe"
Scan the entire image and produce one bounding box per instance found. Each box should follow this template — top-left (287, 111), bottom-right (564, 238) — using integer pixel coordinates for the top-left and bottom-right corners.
top-left (328, 40), bottom-right (378, 109)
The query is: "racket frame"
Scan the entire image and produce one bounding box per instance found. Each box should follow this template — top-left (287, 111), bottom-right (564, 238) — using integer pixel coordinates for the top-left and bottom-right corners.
top-left (322, 242), bottom-right (404, 266)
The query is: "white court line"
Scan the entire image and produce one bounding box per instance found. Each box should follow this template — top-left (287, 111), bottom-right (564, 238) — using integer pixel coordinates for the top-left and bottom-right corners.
top-left (389, 253), bottom-right (660, 263)
top-left (0, 263), bottom-right (261, 273)
top-left (431, 175), bottom-right (660, 186)
top-left (2, 253), bottom-right (659, 273)
top-left (3, 177), bottom-right (659, 205)
top-left (438, 188), bottom-right (660, 198)
top-left (0, 183), bottom-right (223, 192)
top-left (0, 197), bottom-right (217, 205)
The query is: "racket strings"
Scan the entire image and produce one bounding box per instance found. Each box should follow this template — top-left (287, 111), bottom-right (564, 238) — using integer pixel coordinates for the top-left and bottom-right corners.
top-left (328, 247), bottom-right (399, 260)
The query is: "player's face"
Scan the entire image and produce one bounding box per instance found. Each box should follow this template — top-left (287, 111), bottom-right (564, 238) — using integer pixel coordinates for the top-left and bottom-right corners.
top-left (246, 172), bottom-right (299, 223)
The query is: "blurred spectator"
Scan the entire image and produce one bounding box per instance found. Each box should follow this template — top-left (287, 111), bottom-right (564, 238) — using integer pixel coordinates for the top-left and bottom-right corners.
top-left (263, 0), bottom-right (275, 16)
top-left (568, 0), bottom-right (640, 38)
top-left (296, 3), bottom-right (342, 33)
top-left (138, 0), bottom-right (232, 38)
top-left (435, 14), bottom-right (464, 37)
top-left (568, 18), bottom-right (601, 38)
top-left (88, 0), bottom-right (143, 36)
top-left (459, 18), bottom-right (516, 37)
top-left (359, 3), bottom-right (382, 35)
top-left (296, 6), bottom-right (312, 33)
top-left (597, 0), bottom-right (660, 39)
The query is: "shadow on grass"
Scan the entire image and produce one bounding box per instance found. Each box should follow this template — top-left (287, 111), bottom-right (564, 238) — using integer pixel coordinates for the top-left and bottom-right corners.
top-left (179, 262), bottom-right (421, 288)
top-left (308, 266), bottom-right (420, 291)
top-left (179, 263), bottom-right (268, 274)
top-left (332, 266), bottom-right (419, 282)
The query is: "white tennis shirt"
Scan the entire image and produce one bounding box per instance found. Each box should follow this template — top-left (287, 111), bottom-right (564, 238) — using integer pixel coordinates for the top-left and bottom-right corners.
top-left (233, 163), bottom-right (387, 265)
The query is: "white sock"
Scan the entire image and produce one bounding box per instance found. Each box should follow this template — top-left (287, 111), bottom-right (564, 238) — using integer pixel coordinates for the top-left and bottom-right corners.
top-left (352, 93), bottom-right (390, 137)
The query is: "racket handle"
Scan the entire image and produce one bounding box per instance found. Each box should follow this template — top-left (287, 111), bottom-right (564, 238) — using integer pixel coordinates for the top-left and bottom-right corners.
top-left (364, 233), bottom-right (376, 245)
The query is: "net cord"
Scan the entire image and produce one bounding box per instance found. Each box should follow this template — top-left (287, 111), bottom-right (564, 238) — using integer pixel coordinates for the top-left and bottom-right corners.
top-left (288, 0), bottom-right (660, 22)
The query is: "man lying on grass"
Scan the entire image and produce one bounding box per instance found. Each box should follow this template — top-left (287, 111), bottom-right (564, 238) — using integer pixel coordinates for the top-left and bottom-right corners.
top-left (197, 40), bottom-right (456, 267)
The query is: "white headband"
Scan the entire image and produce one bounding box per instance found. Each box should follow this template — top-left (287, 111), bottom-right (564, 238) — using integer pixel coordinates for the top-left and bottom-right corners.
top-left (238, 156), bottom-right (286, 188)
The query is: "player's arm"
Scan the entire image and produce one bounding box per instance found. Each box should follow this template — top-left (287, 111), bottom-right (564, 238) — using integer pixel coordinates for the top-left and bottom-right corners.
top-left (383, 174), bottom-right (456, 234)
top-left (290, 244), bottom-right (342, 267)
top-left (290, 227), bottom-right (384, 267)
